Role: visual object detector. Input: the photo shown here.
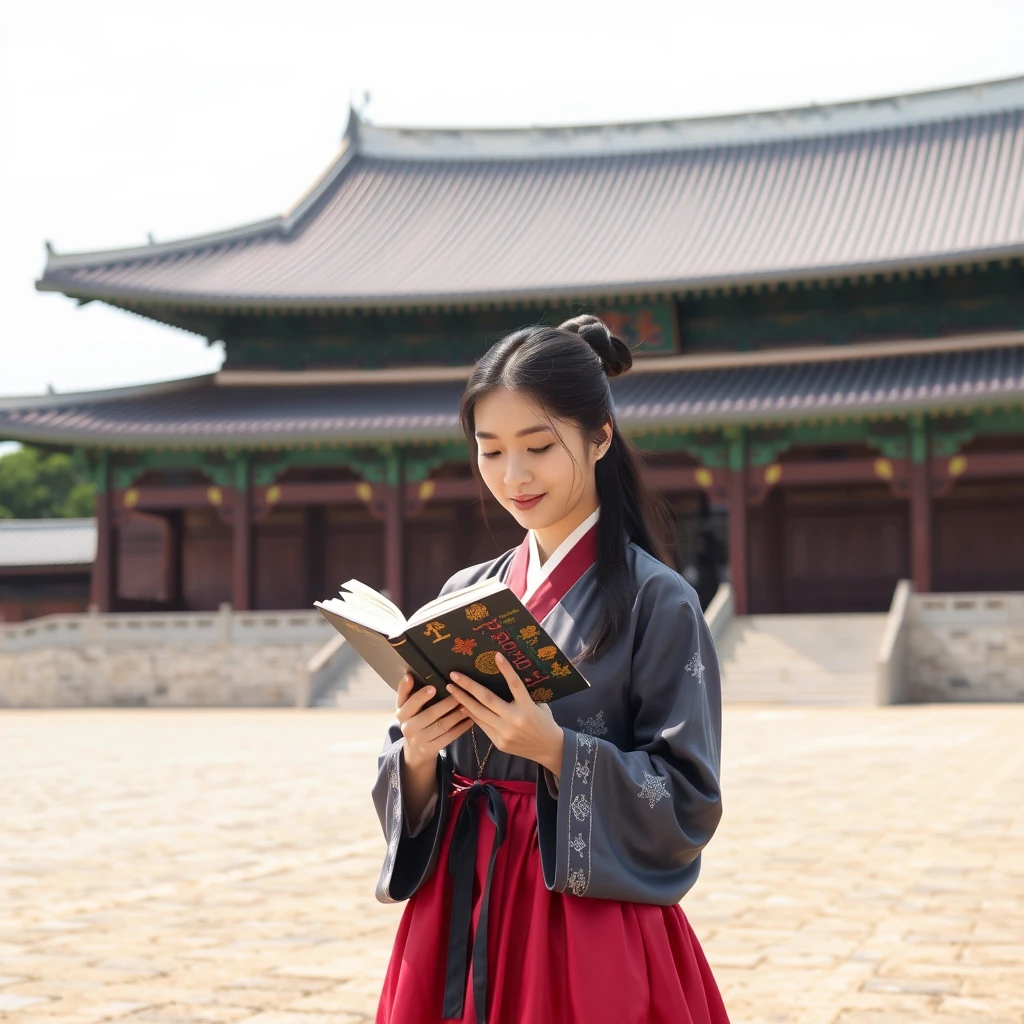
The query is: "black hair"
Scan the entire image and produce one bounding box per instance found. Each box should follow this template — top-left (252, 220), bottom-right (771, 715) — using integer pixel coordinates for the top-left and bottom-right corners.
top-left (459, 314), bottom-right (673, 660)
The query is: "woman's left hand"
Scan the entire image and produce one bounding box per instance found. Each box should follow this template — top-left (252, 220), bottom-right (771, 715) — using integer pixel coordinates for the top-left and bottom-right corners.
top-left (447, 652), bottom-right (565, 778)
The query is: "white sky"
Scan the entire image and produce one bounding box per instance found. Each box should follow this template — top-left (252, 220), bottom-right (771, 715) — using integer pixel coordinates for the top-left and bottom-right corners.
top-left (1, 0), bottom-right (1023, 399)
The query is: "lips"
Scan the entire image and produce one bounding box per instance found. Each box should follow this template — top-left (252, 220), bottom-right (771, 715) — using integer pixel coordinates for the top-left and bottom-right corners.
top-left (510, 494), bottom-right (545, 511)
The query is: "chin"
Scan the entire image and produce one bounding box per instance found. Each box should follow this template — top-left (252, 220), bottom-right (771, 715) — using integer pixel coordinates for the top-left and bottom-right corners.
top-left (506, 503), bottom-right (560, 531)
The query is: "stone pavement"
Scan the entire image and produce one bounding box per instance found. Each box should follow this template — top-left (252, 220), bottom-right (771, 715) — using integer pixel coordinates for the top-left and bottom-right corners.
top-left (0, 706), bottom-right (1021, 1024)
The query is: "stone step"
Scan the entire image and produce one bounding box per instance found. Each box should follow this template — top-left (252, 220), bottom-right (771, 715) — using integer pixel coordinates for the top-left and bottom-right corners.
top-left (718, 612), bottom-right (886, 705)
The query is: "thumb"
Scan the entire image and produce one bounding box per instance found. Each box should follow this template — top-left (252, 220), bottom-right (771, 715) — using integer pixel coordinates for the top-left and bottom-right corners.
top-left (396, 672), bottom-right (415, 709)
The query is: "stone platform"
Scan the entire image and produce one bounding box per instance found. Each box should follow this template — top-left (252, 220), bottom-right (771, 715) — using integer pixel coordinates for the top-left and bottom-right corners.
top-left (0, 706), bottom-right (1021, 1023)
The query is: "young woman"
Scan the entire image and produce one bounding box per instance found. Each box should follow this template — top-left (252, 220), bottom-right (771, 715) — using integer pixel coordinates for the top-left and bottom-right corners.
top-left (371, 316), bottom-right (729, 1024)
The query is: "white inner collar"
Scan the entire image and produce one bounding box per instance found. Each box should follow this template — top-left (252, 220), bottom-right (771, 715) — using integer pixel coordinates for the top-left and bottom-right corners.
top-left (523, 506), bottom-right (600, 604)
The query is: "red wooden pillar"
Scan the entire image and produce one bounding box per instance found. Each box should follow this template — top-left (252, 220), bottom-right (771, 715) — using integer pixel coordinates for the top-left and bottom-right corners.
top-left (383, 448), bottom-right (405, 610)
top-left (909, 420), bottom-right (932, 594)
top-left (232, 458), bottom-right (252, 611)
top-left (383, 482), bottom-right (405, 611)
top-left (909, 461), bottom-right (932, 594)
top-left (91, 452), bottom-right (115, 612)
top-left (727, 431), bottom-right (749, 616)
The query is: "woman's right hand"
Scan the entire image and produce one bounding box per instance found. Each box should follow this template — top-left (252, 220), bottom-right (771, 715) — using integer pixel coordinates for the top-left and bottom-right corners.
top-left (397, 673), bottom-right (473, 771)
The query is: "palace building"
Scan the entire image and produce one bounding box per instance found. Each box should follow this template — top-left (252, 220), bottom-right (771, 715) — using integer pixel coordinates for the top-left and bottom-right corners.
top-left (3, 76), bottom-right (1024, 620)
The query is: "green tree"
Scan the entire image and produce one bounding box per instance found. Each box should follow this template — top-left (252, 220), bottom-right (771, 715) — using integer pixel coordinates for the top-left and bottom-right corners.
top-left (0, 446), bottom-right (96, 519)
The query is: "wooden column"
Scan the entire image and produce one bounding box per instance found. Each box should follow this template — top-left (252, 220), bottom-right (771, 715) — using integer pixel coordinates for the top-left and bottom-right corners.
top-left (383, 449), bottom-right (405, 610)
top-left (383, 489), bottom-right (405, 611)
top-left (909, 419), bottom-right (932, 593)
top-left (232, 457), bottom-right (252, 611)
top-left (91, 452), bottom-right (115, 612)
top-left (304, 505), bottom-right (326, 606)
top-left (727, 431), bottom-right (749, 616)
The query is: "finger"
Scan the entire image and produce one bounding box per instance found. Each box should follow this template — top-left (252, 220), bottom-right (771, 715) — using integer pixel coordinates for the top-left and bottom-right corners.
top-left (446, 682), bottom-right (503, 732)
top-left (395, 683), bottom-right (437, 722)
top-left (495, 652), bottom-right (533, 707)
top-left (403, 696), bottom-right (463, 734)
top-left (434, 716), bottom-right (475, 748)
top-left (425, 705), bottom-right (472, 742)
top-left (449, 671), bottom-right (507, 712)
top-left (395, 673), bottom-right (415, 709)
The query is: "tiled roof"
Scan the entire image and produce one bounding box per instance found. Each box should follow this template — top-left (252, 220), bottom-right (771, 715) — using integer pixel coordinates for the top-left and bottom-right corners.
top-left (38, 78), bottom-right (1024, 309)
top-left (0, 519), bottom-right (96, 568)
top-left (1, 343), bottom-right (1022, 447)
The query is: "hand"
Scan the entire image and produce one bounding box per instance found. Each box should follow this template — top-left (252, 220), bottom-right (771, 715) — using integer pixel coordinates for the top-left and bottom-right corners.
top-left (447, 653), bottom-right (565, 778)
top-left (397, 673), bottom-right (474, 772)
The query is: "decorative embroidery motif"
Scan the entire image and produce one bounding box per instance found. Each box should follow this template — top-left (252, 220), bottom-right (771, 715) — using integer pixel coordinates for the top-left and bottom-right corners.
top-left (385, 747), bottom-right (402, 867)
top-left (571, 794), bottom-right (591, 821)
top-left (564, 730), bottom-right (598, 897)
top-left (638, 772), bottom-right (670, 809)
top-left (684, 651), bottom-right (705, 683)
top-left (577, 711), bottom-right (608, 737)
top-left (566, 870), bottom-right (588, 896)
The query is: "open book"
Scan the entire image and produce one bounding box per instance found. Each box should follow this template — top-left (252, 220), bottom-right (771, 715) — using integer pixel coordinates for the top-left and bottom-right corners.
top-left (314, 578), bottom-right (589, 705)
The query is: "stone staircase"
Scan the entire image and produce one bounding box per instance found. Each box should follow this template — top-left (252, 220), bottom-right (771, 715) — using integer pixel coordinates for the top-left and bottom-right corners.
top-left (716, 613), bottom-right (888, 704)
top-left (309, 644), bottom-right (396, 710)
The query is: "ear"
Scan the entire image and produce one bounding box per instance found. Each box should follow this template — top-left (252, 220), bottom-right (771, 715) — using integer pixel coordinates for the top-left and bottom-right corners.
top-left (595, 420), bottom-right (613, 460)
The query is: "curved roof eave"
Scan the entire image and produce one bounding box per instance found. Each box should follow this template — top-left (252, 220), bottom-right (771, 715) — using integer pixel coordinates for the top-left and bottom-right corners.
top-left (35, 243), bottom-right (1024, 313)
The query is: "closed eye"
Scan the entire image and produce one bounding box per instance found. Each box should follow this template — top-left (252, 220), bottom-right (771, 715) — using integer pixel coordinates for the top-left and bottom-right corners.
top-left (528, 444), bottom-right (553, 454)
top-left (480, 450), bottom-right (501, 459)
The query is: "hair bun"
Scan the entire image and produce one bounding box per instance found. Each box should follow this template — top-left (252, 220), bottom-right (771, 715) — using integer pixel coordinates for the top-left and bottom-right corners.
top-left (558, 314), bottom-right (633, 378)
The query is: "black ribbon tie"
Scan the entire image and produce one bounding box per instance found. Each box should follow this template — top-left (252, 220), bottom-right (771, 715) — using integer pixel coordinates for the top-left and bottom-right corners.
top-left (442, 782), bottom-right (508, 1024)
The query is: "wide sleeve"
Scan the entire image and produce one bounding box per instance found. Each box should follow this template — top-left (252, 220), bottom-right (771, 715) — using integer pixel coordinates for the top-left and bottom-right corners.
top-left (371, 722), bottom-right (453, 903)
top-left (370, 564), bottom-right (492, 903)
top-left (536, 574), bottom-right (723, 903)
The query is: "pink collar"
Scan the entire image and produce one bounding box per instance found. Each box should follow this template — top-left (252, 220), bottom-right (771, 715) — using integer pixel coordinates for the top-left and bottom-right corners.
top-left (505, 523), bottom-right (598, 622)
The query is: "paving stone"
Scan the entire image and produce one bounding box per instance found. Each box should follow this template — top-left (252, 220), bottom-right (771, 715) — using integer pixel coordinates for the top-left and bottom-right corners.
top-left (0, 706), bottom-right (1021, 1023)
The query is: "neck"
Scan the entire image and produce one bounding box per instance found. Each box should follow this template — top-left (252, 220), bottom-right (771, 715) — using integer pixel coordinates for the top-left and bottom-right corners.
top-left (533, 498), bottom-right (599, 565)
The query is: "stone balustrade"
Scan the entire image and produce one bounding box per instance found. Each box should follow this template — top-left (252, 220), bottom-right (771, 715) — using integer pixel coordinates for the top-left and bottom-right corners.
top-left (0, 605), bottom-right (334, 708)
top-left (907, 591), bottom-right (1024, 701)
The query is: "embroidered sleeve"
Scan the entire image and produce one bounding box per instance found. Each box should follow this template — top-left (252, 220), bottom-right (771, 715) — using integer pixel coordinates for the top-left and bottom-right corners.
top-left (535, 574), bottom-right (722, 905)
top-left (371, 727), bottom-right (451, 903)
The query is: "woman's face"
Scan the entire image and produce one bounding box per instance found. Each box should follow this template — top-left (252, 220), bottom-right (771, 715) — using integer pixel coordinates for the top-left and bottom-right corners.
top-left (472, 387), bottom-right (608, 532)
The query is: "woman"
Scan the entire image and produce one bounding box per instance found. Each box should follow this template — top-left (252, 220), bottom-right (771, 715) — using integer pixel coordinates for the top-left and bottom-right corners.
top-left (371, 316), bottom-right (729, 1024)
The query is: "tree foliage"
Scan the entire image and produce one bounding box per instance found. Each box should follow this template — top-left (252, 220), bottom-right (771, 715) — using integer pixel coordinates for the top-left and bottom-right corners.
top-left (0, 446), bottom-right (96, 519)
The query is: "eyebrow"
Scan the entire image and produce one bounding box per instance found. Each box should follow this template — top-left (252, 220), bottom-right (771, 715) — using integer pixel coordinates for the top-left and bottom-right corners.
top-left (474, 424), bottom-right (553, 440)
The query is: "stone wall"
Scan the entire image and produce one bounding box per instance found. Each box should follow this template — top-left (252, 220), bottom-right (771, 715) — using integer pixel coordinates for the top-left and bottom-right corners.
top-left (907, 592), bottom-right (1024, 701)
top-left (0, 606), bottom-right (334, 708)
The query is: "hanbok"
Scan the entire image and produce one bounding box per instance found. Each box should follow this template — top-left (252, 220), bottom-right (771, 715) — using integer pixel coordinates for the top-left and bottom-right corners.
top-left (372, 515), bottom-right (729, 1024)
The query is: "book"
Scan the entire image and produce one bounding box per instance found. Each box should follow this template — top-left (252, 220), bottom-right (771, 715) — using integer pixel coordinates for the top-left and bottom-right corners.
top-left (314, 578), bottom-right (590, 705)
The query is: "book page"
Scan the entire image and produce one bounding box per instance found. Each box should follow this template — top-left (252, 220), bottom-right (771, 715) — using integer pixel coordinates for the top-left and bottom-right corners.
top-left (314, 598), bottom-right (403, 639)
top-left (407, 577), bottom-right (509, 628)
top-left (338, 579), bottom-right (405, 623)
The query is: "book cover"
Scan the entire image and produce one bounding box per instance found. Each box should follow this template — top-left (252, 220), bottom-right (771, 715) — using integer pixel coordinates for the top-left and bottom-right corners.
top-left (401, 586), bottom-right (588, 704)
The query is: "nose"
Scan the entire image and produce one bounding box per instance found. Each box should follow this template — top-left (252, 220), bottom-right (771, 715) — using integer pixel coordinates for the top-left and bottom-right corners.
top-left (503, 453), bottom-right (532, 490)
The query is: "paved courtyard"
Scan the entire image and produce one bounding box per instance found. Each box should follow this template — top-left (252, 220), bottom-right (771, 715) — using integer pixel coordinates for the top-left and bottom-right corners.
top-left (0, 706), bottom-right (1022, 1024)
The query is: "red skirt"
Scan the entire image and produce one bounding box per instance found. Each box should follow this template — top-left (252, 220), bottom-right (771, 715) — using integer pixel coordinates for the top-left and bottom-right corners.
top-left (377, 777), bottom-right (730, 1024)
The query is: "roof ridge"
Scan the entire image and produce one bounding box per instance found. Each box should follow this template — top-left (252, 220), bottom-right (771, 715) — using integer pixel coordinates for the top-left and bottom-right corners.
top-left (355, 75), bottom-right (1024, 161)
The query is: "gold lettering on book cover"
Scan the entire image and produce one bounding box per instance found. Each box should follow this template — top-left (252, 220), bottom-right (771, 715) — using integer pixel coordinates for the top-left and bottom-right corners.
top-left (530, 687), bottom-right (554, 703)
top-left (474, 651), bottom-right (501, 675)
top-left (451, 637), bottom-right (477, 656)
top-left (518, 625), bottom-right (539, 642)
top-left (422, 621), bottom-right (451, 643)
top-left (549, 661), bottom-right (571, 677)
top-left (464, 603), bottom-right (489, 621)
top-left (537, 645), bottom-right (557, 661)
